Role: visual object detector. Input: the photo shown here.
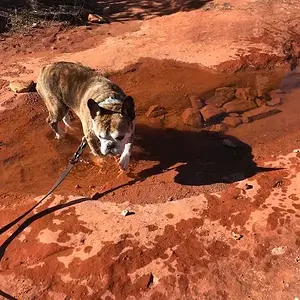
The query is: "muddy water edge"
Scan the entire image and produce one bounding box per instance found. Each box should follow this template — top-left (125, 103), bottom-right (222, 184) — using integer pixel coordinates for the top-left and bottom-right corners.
top-left (0, 58), bottom-right (293, 204)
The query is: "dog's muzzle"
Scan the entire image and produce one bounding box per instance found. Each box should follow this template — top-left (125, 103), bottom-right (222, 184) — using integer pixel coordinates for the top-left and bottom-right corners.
top-left (103, 141), bottom-right (121, 156)
top-left (107, 142), bottom-right (119, 155)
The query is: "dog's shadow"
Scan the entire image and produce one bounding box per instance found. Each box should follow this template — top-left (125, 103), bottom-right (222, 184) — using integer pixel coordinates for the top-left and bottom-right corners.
top-left (52, 119), bottom-right (277, 186)
top-left (133, 124), bottom-right (274, 185)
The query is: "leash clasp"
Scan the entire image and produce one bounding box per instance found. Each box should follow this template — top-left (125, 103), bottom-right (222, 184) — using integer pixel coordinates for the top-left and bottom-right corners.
top-left (69, 137), bottom-right (88, 164)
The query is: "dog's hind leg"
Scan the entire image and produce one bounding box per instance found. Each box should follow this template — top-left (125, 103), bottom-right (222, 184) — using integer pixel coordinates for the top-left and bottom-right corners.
top-left (62, 111), bottom-right (73, 133)
top-left (46, 99), bottom-right (69, 140)
top-left (36, 83), bottom-right (69, 139)
top-left (47, 116), bottom-right (65, 140)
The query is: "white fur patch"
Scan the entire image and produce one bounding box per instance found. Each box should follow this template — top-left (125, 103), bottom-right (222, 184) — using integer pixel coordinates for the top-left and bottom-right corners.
top-left (119, 143), bottom-right (132, 170)
top-left (55, 126), bottom-right (65, 139)
top-left (99, 137), bottom-right (112, 155)
top-left (63, 114), bottom-right (72, 130)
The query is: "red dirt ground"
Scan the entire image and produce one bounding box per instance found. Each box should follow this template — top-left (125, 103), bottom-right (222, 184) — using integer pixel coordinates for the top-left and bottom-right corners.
top-left (1, 0), bottom-right (300, 299)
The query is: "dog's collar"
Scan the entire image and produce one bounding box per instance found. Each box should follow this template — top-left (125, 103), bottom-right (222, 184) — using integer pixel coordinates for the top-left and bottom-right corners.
top-left (98, 97), bottom-right (122, 108)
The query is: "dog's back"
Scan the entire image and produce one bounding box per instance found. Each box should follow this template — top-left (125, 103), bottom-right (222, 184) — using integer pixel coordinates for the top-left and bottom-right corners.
top-left (36, 61), bottom-right (127, 125)
top-left (37, 62), bottom-right (100, 113)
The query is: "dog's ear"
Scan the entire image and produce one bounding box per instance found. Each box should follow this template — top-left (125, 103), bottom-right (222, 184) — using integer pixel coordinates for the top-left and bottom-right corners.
top-left (87, 99), bottom-right (100, 119)
top-left (87, 99), bottom-right (105, 119)
top-left (121, 96), bottom-right (135, 120)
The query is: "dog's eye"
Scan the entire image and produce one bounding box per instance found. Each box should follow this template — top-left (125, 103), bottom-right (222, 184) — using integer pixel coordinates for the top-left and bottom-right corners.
top-left (115, 135), bottom-right (125, 141)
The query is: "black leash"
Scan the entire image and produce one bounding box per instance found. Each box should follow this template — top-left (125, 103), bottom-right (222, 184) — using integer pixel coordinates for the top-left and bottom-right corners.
top-left (38, 137), bottom-right (88, 200)
top-left (0, 138), bottom-right (87, 236)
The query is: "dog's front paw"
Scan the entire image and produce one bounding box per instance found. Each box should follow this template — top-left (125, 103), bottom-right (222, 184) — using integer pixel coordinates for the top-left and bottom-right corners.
top-left (54, 126), bottom-right (65, 140)
top-left (119, 153), bottom-right (130, 170)
top-left (55, 133), bottom-right (64, 140)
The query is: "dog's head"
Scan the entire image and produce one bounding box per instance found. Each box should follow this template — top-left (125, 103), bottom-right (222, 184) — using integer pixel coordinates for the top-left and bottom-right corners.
top-left (87, 96), bottom-right (135, 156)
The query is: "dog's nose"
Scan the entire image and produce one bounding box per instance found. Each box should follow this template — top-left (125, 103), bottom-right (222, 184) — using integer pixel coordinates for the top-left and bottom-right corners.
top-left (107, 142), bottom-right (116, 150)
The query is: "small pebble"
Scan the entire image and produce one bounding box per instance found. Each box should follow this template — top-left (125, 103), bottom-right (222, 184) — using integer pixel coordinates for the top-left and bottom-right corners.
top-left (75, 184), bottom-right (81, 189)
top-left (232, 232), bottom-right (243, 240)
top-left (245, 183), bottom-right (253, 190)
top-left (89, 185), bottom-right (96, 189)
top-left (273, 180), bottom-right (282, 188)
top-left (293, 149), bottom-right (300, 153)
top-left (147, 273), bottom-right (154, 288)
top-left (271, 246), bottom-right (286, 255)
top-left (121, 210), bottom-right (130, 217)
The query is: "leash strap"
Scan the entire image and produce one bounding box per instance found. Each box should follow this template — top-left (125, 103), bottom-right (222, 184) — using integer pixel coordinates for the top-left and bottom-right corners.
top-left (69, 138), bottom-right (88, 164)
top-left (0, 138), bottom-right (87, 236)
top-left (35, 137), bottom-right (88, 204)
top-left (45, 137), bottom-right (88, 195)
